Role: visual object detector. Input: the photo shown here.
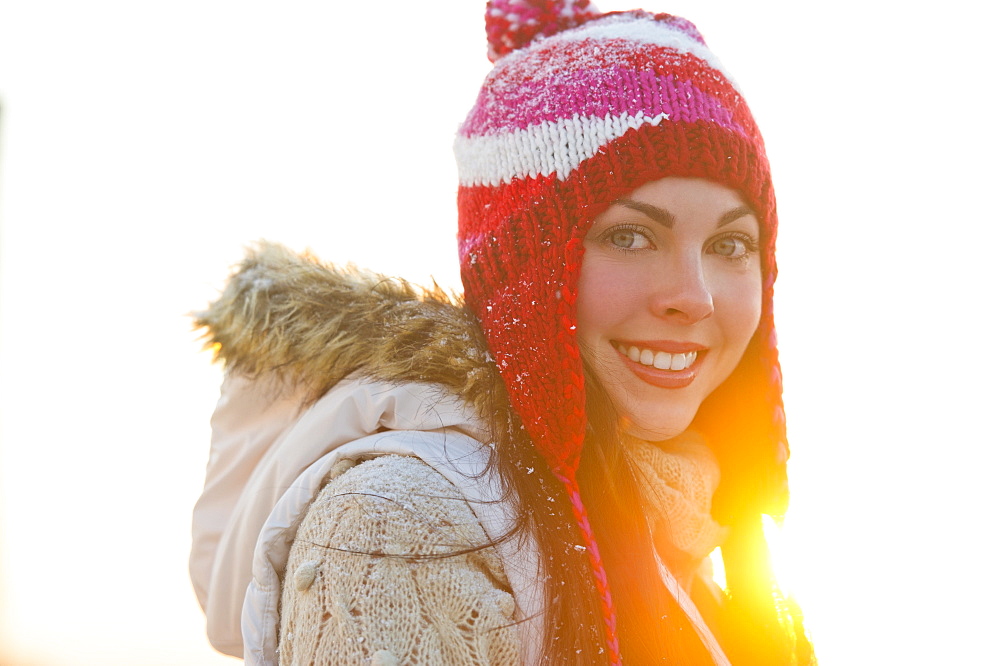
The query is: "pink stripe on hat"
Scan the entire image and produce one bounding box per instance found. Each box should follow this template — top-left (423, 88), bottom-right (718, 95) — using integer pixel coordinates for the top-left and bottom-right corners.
top-left (462, 69), bottom-right (742, 136)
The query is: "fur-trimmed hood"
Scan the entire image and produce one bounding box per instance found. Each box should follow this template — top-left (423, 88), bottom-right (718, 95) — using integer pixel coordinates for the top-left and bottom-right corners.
top-left (195, 241), bottom-right (503, 416)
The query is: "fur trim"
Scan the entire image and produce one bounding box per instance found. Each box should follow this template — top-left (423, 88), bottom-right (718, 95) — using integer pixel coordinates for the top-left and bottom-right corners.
top-left (195, 242), bottom-right (501, 416)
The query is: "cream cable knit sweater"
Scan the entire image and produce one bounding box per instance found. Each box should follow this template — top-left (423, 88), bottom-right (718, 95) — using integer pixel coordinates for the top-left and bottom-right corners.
top-left (280, 455), bottom-right (521, 666)
top-left (279, 437), bottom-right (726, 665)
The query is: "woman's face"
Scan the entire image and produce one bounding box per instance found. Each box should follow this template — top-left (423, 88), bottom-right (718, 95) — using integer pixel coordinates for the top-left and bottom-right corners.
top-left (577, 177), bottom-right (763, 441)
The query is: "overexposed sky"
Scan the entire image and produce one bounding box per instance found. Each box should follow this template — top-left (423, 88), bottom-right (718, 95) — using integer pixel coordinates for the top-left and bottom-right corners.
top-left (1, 1), bottom-right (997, 664)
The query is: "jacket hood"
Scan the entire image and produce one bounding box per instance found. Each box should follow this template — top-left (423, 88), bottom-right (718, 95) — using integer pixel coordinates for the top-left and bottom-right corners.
top-left (195, 241), bottom-right (501, 413)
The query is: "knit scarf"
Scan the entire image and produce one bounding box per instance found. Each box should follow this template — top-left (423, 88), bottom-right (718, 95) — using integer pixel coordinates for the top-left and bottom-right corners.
top-left (628, 431), bottom-right (728, 585)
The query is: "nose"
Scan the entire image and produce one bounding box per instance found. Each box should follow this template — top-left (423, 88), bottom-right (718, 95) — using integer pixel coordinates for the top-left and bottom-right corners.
top-left (649, 253), bottom-right (714, 324)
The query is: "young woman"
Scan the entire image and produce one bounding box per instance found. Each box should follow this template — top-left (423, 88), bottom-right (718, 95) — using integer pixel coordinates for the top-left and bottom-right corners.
top-left (190, 2), bottom-right (813, 664)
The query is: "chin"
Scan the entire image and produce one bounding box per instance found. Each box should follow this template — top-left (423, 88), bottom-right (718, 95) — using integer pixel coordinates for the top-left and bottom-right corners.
top-left (622, 410), bottom-right (696, 443)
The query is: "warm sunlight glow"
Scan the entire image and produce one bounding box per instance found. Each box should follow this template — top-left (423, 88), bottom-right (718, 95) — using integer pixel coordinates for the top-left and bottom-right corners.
top-left (709, 546), bottom-right (727, 591)
top-left (709, 520), bottom-right (794, 599)
top-left (763, 515), bottom-right (792, 596)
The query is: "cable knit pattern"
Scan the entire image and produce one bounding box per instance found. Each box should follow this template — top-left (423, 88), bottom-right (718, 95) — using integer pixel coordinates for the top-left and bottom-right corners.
top-left (279, 443), bottom-right (728, 664)
top-left (279, 455), bottom-right (520, 666)
top-left (629, 433), bottom-right (727, 577)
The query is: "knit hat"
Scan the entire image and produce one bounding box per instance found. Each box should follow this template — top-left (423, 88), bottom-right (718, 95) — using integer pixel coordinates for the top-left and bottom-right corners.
top-left (455, 2), bottom-right (787, 661)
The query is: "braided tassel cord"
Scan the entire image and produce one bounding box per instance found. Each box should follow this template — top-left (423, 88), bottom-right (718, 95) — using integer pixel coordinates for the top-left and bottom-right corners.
top-left (555, 473), bottom-right (623, 666)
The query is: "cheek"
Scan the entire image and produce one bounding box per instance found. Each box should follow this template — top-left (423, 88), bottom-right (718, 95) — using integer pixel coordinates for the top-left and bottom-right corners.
top-left (576, 257), bottom-right (650, 351)
top-left (576, 258), bottom-right (622, 342)
top-left (715, 272), bottom-right (763, 344)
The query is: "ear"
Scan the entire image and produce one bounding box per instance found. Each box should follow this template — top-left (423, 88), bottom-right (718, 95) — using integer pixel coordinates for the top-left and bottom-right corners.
top-left (486, 0), bottom-right (602, 62)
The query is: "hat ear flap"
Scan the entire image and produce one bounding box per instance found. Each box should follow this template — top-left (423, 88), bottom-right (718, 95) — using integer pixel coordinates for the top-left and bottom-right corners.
top-left (486, 0), bottom-right (601, 62)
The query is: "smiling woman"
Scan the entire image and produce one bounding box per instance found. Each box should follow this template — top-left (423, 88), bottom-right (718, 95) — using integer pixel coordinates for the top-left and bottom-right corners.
top-left (190, 2), bottom-right (813, 664)
top-left (1, 0), bottom-right (997, 664)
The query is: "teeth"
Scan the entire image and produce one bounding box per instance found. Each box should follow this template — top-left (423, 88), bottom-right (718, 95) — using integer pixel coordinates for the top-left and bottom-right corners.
top-left (615, 344), bottom-right (699, 371)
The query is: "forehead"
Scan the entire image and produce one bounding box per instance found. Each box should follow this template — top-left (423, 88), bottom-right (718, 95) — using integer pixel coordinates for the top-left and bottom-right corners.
top-left (605, 177), bottom-right (756, 222)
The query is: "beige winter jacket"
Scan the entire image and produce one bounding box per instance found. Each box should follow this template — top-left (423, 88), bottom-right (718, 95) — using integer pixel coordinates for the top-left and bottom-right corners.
top-left (190, 243), bottom-right (549, 664)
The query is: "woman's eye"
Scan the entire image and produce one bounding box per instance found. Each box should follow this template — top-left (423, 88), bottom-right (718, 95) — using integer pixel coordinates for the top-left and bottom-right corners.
top-left (709, 234), bottom-right (757, 259)
top-left (712, 237), bottom-right (744, 257)
top-left (606, 227), bottom-right (652, 250)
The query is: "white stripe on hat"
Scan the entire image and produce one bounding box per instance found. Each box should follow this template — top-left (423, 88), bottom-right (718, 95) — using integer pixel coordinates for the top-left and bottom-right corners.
top-left (454, 111), bottom-right (671, 187)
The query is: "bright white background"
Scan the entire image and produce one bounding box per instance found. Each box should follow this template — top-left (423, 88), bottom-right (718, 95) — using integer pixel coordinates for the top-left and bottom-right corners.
top-left (0, 1), bottom-right (996, 664)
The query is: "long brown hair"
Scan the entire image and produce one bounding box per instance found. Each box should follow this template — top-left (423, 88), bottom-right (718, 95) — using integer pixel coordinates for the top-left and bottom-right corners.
top-left (488, 356), bottom-right (814, 664)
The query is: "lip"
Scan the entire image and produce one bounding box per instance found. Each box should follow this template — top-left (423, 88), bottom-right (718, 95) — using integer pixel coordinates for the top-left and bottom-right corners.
top-left (612, 340), bottom-right (707, 389)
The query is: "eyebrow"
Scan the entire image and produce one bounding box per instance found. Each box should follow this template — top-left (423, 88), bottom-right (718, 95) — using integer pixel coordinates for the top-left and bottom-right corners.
top-left (615, 199), bottom-right (675, 227)
top-left (717, 205), bottom-right (756, 228)
top-left (613, 199), bottom-right (756, 229)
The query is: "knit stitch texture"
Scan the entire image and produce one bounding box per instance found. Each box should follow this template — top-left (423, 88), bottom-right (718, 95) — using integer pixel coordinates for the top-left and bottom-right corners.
top-left (279, 456), bottom-right (520, 665)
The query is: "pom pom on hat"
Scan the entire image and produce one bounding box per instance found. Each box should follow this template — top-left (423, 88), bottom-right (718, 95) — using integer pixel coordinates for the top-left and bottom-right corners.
top-left (486, 0), bottom-right (602, 61)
